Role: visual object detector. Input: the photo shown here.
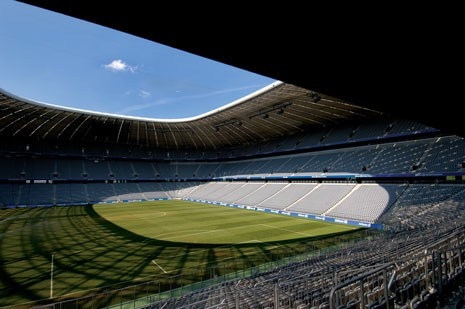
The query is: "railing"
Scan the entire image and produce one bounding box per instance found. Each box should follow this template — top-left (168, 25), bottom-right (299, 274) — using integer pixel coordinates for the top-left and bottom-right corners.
top-left (32, 230), bottom-right (465, 309)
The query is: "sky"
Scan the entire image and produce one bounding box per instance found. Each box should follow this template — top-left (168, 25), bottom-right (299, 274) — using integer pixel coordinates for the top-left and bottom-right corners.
top-left (0, 1), bottom-right (277, 120)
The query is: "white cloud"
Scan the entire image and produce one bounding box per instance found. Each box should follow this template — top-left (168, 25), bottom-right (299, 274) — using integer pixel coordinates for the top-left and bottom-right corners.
top-left (139, 90), bottom-right (151, 99)
top-left (115, 84), bottom-right (263, 116)
top-left (117, 98), bottom-right (170, 115)
top-left (103, 59), bottom-right (137, 73)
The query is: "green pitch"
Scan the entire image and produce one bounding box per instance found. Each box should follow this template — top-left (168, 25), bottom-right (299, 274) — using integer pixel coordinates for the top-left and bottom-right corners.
top-left (95, 200), bottom-right (356, 243)
top-left (0, 200), bottom-right (364, 308)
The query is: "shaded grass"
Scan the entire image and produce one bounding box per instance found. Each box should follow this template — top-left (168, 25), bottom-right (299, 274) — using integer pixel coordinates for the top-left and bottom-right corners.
top-left (0, 200), bottom-right (367, 308)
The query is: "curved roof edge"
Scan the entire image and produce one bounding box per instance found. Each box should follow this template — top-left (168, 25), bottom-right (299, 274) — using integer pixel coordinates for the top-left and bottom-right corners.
top-left (0, 80), bottom-right (283, 123)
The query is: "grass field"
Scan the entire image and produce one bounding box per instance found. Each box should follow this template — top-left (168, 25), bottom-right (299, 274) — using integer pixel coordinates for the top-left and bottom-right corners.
top-left (0, 200), bottom-right (366, 308)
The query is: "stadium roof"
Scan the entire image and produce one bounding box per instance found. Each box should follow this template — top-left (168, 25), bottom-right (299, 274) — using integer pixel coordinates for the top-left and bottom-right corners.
top-left (0, 82), bottom-right (383, 149)
top-left (8, 1), bottom-right (464, 141)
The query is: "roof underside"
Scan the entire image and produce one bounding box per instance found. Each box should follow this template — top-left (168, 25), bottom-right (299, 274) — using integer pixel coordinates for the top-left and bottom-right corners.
top-left (0, 83), bottom-right (383, 150)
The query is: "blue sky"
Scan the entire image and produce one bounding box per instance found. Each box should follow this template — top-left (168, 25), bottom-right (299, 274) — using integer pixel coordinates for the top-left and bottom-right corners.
top-left (0, 1), bottom-right (277, 119)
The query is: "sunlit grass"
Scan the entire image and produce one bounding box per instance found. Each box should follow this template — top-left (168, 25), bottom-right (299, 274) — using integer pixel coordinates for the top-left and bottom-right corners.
top-left (94, 200), bottom-right (356, 243)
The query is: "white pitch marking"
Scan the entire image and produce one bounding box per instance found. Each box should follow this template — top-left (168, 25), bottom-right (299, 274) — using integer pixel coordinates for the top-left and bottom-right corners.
top-left (261, 224), bottom-right (313, 237)
top-left (152, 260), bottom-right (168, 274)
